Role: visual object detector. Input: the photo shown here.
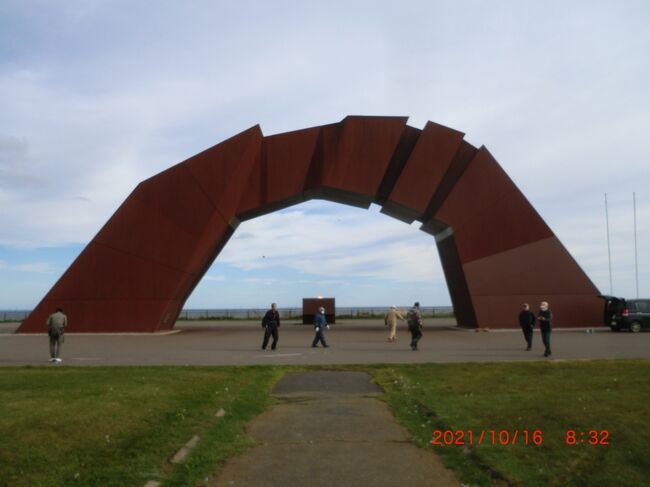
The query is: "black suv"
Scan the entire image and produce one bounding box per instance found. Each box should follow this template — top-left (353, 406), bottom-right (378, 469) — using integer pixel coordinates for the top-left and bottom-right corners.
top-left (599, 296), bottom-right (650, 332)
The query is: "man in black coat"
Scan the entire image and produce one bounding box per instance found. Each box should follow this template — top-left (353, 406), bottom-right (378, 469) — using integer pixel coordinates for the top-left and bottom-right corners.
top-left (518, 303), bottom-right (536, 351)
top-left (537, 301), bottom-right (553, 357)
top-left (261, 302), bottom-right (281, 351)
top-left (407, 302), bottom-right (423, 351)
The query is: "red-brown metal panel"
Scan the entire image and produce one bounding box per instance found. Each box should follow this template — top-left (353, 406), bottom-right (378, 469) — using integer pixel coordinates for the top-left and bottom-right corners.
top-left (420, 140), bottom-right (479, 224)
top-left (446, 189), bottom-right (553, 264)
top-left (136, 165), bottom-right (218, 238)
top-left (471, 294), bottom-right (602, 329)
top-left (323, 116), bottom-right (407, 196)
top-left (384, 121), bottom-right (464, 221)
top-left (303, 116), bottom-right (407, 204)
top-left (95, 195), bottom-right (198, 272)
top-left (303, 123), bottom-right (342, 196)
top-left (183, 210), bottom-right (232, 277)
top-left (47, 245), bottom-right (97, 301)
top-left (462, 237), bottom-right (598, 296)
top-left (427, 146), bottom-right (600, 328)
top-left (17, 116), bottom-right (604, 333)
top-left (302, 297), bottom-right (336, 324)
top-left (436, 232), bottom-right (477, 327)
top-left (92, 244), bottom-right (156, 300)
top-left (435, 147), bottom-right (515, 231)
top-left (431, 146), bottom-right (553, 263)
top-left (185, 125), bottom-right (262, 222)
top-left (237, 126), bottom-right (320, 219)
top-left (18, 126), bottom-right (260, 333)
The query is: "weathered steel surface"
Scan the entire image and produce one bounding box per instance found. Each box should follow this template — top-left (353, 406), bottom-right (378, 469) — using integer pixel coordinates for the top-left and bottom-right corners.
top-left (18, 116), bottom-right (602, 332)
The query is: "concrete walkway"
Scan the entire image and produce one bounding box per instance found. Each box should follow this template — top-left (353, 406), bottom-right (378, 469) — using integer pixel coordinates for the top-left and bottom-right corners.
top-left (209, 371), bottom-right (460, 487)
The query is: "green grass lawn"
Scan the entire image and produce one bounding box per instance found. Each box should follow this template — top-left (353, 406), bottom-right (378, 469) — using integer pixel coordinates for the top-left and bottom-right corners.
top-left (1, 360), bottom-right (648, 487)
top-left (0, 366), bottom-right (283, 487)
top-left (369, 360), bottom-right (650, 487)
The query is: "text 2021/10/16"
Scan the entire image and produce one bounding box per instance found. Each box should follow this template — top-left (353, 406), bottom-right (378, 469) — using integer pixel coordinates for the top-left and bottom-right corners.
top-left (431, 429), bottom-right (610, 446)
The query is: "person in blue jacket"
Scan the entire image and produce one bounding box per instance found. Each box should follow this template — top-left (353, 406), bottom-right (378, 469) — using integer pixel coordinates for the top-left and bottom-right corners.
top-left (311, 306), bottom-right (330, 348)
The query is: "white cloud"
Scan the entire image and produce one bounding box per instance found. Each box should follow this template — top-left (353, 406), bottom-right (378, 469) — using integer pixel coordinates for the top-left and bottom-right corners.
top-left (219, 203), bottom-right (442, 284)
top-left (1, 0), bottom-right (649, 305)
top-left (203, 274), bottom-right (226, 281)
top-left (13, 262), bottom-right (53, 273)
top-left (0, 260), bottom-right (53, 273)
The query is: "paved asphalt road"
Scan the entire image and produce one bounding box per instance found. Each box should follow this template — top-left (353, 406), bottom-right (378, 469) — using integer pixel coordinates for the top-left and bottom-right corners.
top-left (1, 319), bottom-right (649, 366)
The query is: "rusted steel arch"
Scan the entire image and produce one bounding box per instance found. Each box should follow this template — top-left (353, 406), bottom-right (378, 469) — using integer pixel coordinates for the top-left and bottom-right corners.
top-left (18, 116), bottom-right (602, 333)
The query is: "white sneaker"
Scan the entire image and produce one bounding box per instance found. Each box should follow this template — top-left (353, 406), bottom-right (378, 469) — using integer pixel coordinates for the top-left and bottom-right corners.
top-left (55, 358), bottom-right (62, 363)
top-left (49, 358), bottom-right (56, 362)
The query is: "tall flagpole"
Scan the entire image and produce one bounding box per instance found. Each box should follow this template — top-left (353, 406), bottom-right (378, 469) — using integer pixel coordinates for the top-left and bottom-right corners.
top-left (605, 193), bottom-right (613, 294)
top-left (633, 192), bottom-right (639, 298)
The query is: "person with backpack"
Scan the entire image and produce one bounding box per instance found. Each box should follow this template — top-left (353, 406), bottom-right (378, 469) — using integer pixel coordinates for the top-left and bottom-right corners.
top-left (406, 302), bottom-right (423, 350)
top-left (261, 302), bottom-right (281, 351)
top-left (46, 308), bottom-right (67, 363)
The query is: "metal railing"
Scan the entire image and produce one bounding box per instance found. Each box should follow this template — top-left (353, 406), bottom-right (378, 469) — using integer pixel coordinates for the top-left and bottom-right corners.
top-left (0, 311), bottom-right (30, 322)
top-left (1, 306), bottom-right (454, 322)
top-left (177, 306), bottom-right (453, 321)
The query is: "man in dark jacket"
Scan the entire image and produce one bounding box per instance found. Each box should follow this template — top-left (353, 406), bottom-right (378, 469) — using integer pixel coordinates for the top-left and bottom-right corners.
top-left (407, 302), bottom-right (423, 351)
top-left (261, 303), bottom-right (281, 351)
top-left (518, 303), bottom-right (536, 351)
top-left (537, 301), bottom-right (553, 357)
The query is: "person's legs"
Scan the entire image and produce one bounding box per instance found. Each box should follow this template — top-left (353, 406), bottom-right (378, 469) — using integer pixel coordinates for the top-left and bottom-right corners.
top-left (524, 327), bottom-right (533, 350)
top-left (262, 327), bottom-right (271, 350)
top-left (55, 336), bottom-right (62, 359)
top-left (541, 330), bottom-right (551, 356)
top-left (271, 325), bottom-right (279, 350)
top-left (413, 329), bottom-right (422, 350)
top-left (389, 323), bottom-right (396, 341)
top-left (49, 336), bottom-right (56, 359)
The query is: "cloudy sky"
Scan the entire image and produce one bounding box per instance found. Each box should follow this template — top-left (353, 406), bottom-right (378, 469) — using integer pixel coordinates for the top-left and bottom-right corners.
top-left (1, 0), bottom-right (648, 310)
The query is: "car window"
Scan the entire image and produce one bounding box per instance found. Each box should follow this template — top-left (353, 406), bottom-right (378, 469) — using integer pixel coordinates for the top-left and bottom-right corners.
top-left (604, 298), bottom-right (625, 316)
top-left (634, 300), bottom-right (650, 312)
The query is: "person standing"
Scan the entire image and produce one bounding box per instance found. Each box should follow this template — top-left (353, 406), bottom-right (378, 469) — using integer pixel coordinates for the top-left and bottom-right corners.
top-left (406, 302), bottom-right (423, 351)
top-left (384, 305), bottom-right (404, 342)
top-left (537, 301), bottom-right (553, 357)
top-left (311, 306), bottom-right (329, 348)
top-left (46, 308), bottom-right (67, 363)
top-left (261, 303), bottom-right (281, 351)
top-left (518, 303), bottom-right (536, 351)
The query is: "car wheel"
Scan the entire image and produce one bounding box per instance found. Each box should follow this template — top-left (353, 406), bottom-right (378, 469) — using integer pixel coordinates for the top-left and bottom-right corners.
top-left (630, 321), bottom-right (642, 333)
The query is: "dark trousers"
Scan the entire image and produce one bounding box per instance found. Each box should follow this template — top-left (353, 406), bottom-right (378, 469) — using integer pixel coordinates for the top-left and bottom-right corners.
top-left (409, 326), bottom-right (422, 350)
top-left (541, 329), bottom-right (552, 355)
top-left (262, 324), bottom-right (278, 350)
top-left (521, 326), bottom-right (533, 349)
top-left (312, 329), bottom-right (327, 347)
